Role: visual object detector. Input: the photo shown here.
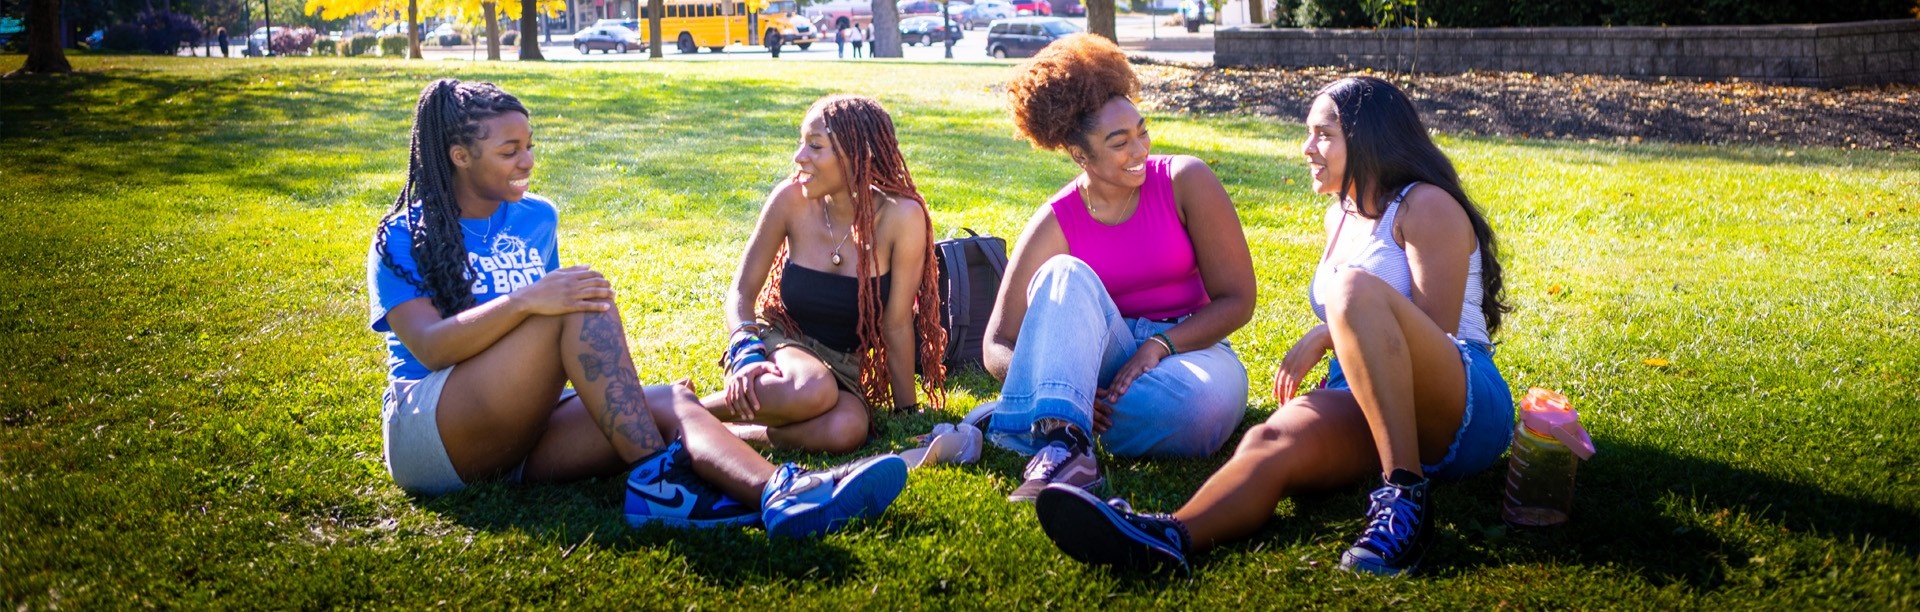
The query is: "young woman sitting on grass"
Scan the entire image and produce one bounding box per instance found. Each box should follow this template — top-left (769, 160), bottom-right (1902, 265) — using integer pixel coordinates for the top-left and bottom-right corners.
top-left (1033, 76), bottom-right (1516, 575)
top-left (368, 79), bottom-right (908, 537)
top-left (706, 94), bottom-right (948, 454)
top-left (978, 33), bottom-right (1257, 503)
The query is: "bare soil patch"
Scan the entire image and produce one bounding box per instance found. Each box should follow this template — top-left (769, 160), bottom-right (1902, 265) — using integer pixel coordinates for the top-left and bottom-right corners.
top-left (1135, 62), bottom-right (1920, 152)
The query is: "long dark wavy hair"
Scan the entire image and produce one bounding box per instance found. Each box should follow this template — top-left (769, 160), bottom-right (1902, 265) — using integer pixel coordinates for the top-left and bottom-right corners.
top-left (374, 79), bottom-right (529, 317)
top-left (757, 95), bottom-right (949, 411)
top-left (1315, 76), bottom-right (1511, 333)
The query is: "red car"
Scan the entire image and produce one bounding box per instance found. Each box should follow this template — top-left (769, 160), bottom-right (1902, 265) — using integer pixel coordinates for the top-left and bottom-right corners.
top-left (1013, 0), bottom-right (1051, 15)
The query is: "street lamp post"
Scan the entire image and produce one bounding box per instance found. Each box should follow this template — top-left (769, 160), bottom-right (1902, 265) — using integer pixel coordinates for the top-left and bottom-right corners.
top-left (263, 0), bottom-right (272, 55)
top-left (941, 0), bottom-right (952, 59)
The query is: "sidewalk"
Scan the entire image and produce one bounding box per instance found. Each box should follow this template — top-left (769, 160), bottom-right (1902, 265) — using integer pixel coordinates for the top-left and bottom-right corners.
top-left (1113, 13), bottom-right (1214, 53)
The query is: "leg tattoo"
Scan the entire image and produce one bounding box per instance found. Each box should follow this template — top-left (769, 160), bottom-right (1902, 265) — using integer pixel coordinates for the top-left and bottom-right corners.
top-left (576, 310), bottom-right (667, 455)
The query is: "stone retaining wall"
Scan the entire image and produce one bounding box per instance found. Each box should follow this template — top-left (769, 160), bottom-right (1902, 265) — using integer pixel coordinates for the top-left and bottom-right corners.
top-left (1214, 19), bottom-right (1920, 87)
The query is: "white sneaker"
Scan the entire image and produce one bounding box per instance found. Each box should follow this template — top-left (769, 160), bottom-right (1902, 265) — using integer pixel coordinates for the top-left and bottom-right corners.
top-left (902, 423), bottom-right (983, 470)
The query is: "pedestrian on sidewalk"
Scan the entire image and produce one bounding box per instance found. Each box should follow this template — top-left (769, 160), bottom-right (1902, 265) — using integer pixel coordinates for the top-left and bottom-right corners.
top-left (849, 24), bottom-right (864, 58)
top-left (217, 27), bottom-right (229, 57)
top-left (836, 26), bottom-right (847, 58)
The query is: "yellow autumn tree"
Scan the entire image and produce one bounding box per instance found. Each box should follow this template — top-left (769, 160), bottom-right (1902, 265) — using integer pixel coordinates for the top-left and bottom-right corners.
top-left (306, 0), bottom-right (559, 60)
top-left (435, 0), bottom-right (564, 60)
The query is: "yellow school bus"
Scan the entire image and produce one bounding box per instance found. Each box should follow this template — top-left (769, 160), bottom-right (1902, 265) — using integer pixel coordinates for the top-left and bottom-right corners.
top-left (642, 0), bottom-right (812, 52)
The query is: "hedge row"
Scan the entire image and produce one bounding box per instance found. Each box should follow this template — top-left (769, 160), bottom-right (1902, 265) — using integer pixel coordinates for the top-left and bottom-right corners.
top-left (1271, 0), bottom-right (1917, 28)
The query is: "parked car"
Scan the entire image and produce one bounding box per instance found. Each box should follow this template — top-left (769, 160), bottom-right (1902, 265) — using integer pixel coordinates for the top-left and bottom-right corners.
top-left (426, 22), bottom-right (461, 46)
top-left (899, 15), bottom-right (963, 46)
top-left (959, 0), bottom-right (1013, 29)
top-left (593, 18), bottom-right (640, 32)
top-left (248, 26), bottom-right (286, 54)
top-left (898, 0), bottom-right (944, 15)
top-left (1012, 0), bottom-right (1051, 15)
top-left (803, 0), bottom-right (872, 35)
top-left (1058, 0), bottom-right (1084, 16)
top-left (984, 16), bottom-right (1076, 58)
top-left (573, 24), bottom-right (642, 53)
top-left (373, 21), bottom-right (410, 38)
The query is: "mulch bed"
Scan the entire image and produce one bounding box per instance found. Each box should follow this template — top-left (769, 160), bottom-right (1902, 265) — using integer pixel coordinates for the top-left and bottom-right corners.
top-left (1133, 61), bottom-right (1920, 152)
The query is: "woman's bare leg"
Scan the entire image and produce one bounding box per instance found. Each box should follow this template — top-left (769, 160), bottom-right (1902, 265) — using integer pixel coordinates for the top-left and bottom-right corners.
top-left (1172, 390), bottom-right (1377, 550)
top-left (434, 305), bottom-right (667, 482)
top-left (1322, 269), bottom-right (1472, 476)
top-left (701, 347), bottom-right (839, 427)
top-left (762, 391), bottom-right (869, 454)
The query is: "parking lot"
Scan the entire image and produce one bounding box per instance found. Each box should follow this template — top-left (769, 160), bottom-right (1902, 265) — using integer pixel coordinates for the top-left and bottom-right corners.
top-left (407, 14), bottom-right (1213, 63)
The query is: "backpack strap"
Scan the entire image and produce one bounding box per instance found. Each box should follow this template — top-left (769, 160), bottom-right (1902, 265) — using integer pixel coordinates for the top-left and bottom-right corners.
top-left (941, 236), bottom-right (972, 359)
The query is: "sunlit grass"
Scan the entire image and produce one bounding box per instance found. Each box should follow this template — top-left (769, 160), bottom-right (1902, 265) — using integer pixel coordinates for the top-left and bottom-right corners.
top-left (1, 55), bottom-right (1916, 608)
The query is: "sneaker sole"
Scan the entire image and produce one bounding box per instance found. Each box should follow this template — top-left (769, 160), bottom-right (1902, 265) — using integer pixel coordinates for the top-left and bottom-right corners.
top-left (1339, 548), bottom-right (1424, 576)
top-left (1034, 485), bottom-right (1185, 572)
top-left (1007, 475), bottom-right (1104, 503)
top-left (766, 455), bottom-right (908, 539)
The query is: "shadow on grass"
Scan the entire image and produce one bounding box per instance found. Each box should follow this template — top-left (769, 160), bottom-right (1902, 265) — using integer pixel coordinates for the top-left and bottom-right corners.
top-left (1095, 436), bottom-right (1920, 590)
top-left (423, 477), bottom-right (869, 587)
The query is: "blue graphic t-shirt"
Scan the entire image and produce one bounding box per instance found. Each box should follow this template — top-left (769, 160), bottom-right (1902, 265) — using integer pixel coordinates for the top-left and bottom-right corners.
top-left (367, 194), bottom-right (561, 382)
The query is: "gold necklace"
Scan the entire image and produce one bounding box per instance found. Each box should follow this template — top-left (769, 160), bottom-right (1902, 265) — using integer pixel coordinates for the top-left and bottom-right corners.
top-left (822, 196), bottom-right (852, 266)
top-left (1080, 179), bottom-right (1140, 218)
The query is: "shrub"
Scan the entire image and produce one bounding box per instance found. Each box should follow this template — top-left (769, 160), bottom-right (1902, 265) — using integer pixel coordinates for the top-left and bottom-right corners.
top-left (102, 23), bottom-right (144, 51)
top-left (136, 11), bottom-right (201, 54)
top-left (343, 33), bottom-right (377, 56)
top-left (1290, 0), bottom-right (1370, 27)
top-left (379, 33), bottom-right (408, 56)
top-left (314, 37), bottom-right (338, 55)
top-left (271, 27), bottom-right (316, 55)
top-left (501, 30), bottom-right (518, 46)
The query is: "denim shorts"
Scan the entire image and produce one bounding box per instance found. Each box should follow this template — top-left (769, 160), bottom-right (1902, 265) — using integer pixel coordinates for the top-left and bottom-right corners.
top-left (1322, 336), bottom-right (1514, 481)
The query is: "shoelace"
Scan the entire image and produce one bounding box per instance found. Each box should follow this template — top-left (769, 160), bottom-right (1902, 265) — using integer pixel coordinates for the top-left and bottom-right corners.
top-left (1024, 443), bottom-right (1071, 481)
top-left (1356, 487), bottom-right (1418, 556)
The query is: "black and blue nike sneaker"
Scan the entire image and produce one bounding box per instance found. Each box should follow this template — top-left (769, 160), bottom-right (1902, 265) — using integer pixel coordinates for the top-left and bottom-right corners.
top-left (623, 439), bottom-right (760, 529)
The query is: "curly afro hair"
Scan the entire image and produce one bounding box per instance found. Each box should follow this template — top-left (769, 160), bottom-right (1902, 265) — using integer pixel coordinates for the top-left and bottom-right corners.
top-left (1004, 33), bottom-right (1139, 152)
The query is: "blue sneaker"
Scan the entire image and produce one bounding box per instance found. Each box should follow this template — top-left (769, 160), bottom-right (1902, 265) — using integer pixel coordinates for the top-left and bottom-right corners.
top-left (1035, 483), bottom-right (1190, 572)
top-left (623, 439), bottom-right (760, 529)
top-left (1339, 469), bottom-right (1433, 576)
top-left (760, 454), bottom-right (908, 539)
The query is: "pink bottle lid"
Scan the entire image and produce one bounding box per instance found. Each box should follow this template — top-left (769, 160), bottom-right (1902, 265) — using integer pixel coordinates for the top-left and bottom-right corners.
top-left (1519, 388), bottom-right (1596, 460)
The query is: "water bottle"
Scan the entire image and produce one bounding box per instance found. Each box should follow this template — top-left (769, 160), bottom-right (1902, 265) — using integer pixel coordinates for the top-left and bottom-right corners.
top-left (1501, 388), bottom-right (1596, 527)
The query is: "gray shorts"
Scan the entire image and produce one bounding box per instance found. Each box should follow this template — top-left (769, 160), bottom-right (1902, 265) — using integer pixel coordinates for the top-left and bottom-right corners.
top-left (381, 366), bottom-right (577, 497)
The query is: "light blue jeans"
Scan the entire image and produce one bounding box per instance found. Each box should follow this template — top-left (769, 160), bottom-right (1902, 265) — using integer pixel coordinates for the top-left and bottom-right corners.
top-left (985, 255), bottom-right (1248, 458)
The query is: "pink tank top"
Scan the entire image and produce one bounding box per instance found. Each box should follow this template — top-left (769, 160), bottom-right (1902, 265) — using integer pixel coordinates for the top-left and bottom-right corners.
top-left (1048, 155), bottom-right (1210, 320)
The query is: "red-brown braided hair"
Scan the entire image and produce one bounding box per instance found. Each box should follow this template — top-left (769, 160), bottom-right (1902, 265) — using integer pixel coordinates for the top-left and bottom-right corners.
top-left (757, 95), bottom-right (948, 412)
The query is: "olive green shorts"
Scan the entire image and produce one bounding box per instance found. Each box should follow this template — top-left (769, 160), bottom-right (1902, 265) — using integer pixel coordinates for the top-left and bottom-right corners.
top-left (757, 319), bottom-right (869, 411)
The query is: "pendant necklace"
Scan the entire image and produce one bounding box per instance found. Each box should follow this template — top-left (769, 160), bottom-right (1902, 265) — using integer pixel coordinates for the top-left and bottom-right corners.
top-left (822, 196), bottom-right (852, 266)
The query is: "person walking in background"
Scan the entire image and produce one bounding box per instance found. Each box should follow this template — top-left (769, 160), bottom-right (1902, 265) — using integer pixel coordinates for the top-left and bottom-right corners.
top-left (848, 24), bottom-right (864, 58)
top-left (217, 27), bottom-right (229, 57)
top-left (836, 25), bottom-right (847, 58)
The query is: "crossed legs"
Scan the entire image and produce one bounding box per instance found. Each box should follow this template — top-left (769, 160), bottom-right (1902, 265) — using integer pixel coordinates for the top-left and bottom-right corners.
top-left (434, 304), bottom-right (777, 507)
top-left (700, 346), bottom-right (870, 455)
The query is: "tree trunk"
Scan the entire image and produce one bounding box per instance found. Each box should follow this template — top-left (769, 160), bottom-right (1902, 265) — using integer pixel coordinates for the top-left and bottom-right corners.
top-left (519, 0), bottom-right (543, 60)
top-left (1248, 0), bottom-right (1263, 24)
top-left (9, 0), bottom-right (71, 76)
top-left (647, 0), bottom-right (662, 58)
top-left (407, 0), bottom-right (422, 58)
top-left (1087, 0), bottom-right (1115, 41)
top-left (870, 0), bottom-right (900, 57)
top-left (483, 1), bottom-right (500, 59)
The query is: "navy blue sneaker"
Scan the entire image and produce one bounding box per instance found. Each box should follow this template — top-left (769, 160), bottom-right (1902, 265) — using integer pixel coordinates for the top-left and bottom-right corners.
top-left (1035, 483), bottom-right (1190, 572)
top-left (1339, 469), bottom-right (1433, 576)
top-left (760, 454), bottom-right (908, 539)
top-left (623, 439), bottom-right (760, 529)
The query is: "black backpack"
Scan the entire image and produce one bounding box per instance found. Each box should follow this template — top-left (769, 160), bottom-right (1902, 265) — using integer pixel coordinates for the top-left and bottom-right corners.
top-left (932, 228), bottom-right (1008, 371)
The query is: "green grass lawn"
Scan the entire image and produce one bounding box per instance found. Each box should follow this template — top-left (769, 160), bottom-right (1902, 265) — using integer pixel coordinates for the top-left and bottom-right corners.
top-left (2, 54), bottom-right (1916, 608)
